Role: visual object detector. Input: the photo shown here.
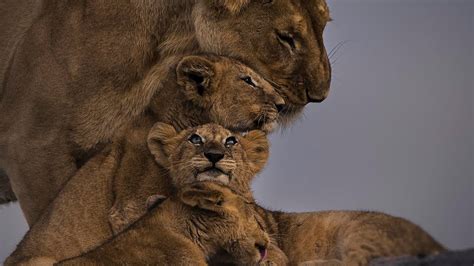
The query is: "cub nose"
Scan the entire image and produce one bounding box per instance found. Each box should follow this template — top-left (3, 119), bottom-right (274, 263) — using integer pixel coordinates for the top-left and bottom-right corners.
top-left (204, 151), bottom-right (224, 164)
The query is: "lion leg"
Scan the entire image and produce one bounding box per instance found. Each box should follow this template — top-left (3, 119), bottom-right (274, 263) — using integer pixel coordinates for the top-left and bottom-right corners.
top-left (0, 169), bottom-right (16, 204)
top-left (107, 131), bottom-right (170, 234)
top-left (5, 136), bottom-right (77, 225)
top-left (5, 147), bottom-right (120, 265)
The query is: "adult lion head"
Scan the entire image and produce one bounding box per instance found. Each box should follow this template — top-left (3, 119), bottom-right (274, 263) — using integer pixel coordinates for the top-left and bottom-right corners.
top-left (194, 0), bottom-right (332, 121)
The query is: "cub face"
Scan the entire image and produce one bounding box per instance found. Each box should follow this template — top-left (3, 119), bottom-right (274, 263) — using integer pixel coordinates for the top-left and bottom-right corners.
top-left (176, 55), bottom-right (285, 133)
top-left (178, 182), bottom-right (269, 265)
top-left (194, 0), bottom-right (332, 122)
top-left (147, 123), bottom-right (269, 199)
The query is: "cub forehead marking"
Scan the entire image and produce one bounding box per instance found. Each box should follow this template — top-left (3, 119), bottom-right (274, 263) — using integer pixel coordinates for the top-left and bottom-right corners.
top-left (195, 126), bottom-right (230, 144)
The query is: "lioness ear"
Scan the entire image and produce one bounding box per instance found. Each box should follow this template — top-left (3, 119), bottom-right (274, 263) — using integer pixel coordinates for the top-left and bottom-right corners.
top-left (147, 122), bottom-right (178, 168)
top-left (210, 0), bottom-right (251, 14)
top-left (240, 130), bottom-right (269, 174)
top-left (176, 56), bottom-right (215, 105)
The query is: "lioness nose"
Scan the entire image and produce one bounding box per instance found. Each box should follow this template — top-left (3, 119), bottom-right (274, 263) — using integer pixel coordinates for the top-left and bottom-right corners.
top-left (275, 103), bottom-right (284, 113)
top-left (204, 151), bottom-right (224, 164)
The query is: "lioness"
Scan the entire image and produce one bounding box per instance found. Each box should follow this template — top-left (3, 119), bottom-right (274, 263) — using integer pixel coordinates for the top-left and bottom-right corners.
top-left (0, 0), bottom-right (332, 225)
top-left (5, 123), bottom-right (287, 265)
top-left (58, 182), bottom-right (271, 266)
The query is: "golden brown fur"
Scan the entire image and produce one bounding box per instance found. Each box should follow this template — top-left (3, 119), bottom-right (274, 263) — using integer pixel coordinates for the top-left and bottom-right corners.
top-left (141, 123), bottom-right (444, 266)
top-left (5, 122), bottom-right (443, 266)
top-left (148, 123), bottom-right (270, 199)
top-left (145, 123), bottom-right (289, 265)
top-left (103, 54), bottom-right (284, 232)
top-left (0, 0), bottom-right (332, 225)
top-left (0, 51), bottom-right (284, 222)
top-left (108, 122), bottom-right (271, 233)
top-left (265, 211), bottom-right (445, 265)
top-left (58, 182), bottom-right (270, 266)
top-left (5, 123), bottom-right (286, 265)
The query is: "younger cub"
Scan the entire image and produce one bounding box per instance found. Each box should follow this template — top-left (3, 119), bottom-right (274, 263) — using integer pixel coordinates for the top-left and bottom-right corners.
top-left (5, 123), bottom-right (287, 265)
top-left (148, 123), bottom-right (445, 266)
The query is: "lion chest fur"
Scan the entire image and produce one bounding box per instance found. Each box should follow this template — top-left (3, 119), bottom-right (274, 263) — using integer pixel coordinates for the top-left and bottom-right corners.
top-left (59, 197), bottom-right (212, 265)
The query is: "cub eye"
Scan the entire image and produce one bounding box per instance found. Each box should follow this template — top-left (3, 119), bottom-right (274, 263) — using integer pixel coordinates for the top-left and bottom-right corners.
top-left (241, 76), bottom-right (256, 87)
top-left (225, 136), bottom-right (238, 147)
top-left (188, 134), bottom-right (203, 145)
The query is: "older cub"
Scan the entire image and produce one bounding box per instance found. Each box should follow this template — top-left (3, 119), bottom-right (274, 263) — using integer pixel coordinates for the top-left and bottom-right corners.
top-left (105, 54), bottom-right (284, 232)
top-left (1, 53), bottom-right (285, 224)
top-left (58, 182), bottom-right (269, 265)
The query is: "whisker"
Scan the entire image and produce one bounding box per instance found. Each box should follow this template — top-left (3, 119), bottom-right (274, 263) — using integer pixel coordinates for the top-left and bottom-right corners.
top-left (328, 40), bottom-right (349, 60)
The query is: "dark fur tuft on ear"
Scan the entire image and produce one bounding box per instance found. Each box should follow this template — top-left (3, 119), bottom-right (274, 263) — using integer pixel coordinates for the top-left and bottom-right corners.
top-left (147, 122), bottom-right (178, 168)
top-left (176, 56), bottom-right (216, 106)
top-left (240, 130), bottom-right (269, 174)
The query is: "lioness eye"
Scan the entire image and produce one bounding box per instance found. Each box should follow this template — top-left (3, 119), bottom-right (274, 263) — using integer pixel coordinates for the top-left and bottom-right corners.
top-left (225, 136), bottom-right (238, 147)
top-left (241, 76), bottom-right (256, 87)
top-left (276, 31), bottom-right (296, 51)
top-left (188, 134), bottom-right (203, 145)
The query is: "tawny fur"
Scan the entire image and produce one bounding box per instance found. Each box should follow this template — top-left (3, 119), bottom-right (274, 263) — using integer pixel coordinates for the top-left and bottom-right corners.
top-left (0, 0), bottom-right (332, 225)
top-left (4, 123), bottom-right (287, 265)
top-left (58, 182), bottom-right (270, 266)
top-left (101, 54), bottom-right (284, 233)
top-left (270, 211), bottom-right (445, 266)
top-left (112, 123), bottom-right (444, 266)
top-left (5, 122), bottom-right (444, 266)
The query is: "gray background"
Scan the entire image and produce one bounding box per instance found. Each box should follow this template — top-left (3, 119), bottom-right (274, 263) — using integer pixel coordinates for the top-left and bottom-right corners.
top-left (1, 0), bottom-right (473, 261)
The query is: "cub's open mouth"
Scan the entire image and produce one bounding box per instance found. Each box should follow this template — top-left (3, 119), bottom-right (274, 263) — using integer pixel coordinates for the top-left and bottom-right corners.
top-left (196, 167), bottom-right (230, 185)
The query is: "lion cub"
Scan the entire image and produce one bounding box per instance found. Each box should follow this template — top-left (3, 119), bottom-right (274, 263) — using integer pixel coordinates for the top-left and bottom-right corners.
top-left (147, 123), bottom-right (445, 265)
top-left (57, 182), bottom-right (269, 265)
top-left (5, 123), bottom-right (286, 265)
top-left (149, 122), bottom-right (288, 265)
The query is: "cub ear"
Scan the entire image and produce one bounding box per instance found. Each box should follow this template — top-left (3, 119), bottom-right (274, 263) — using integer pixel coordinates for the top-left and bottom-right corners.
top-left (176, 56), bottom-right (215, 105)
top-left (240, 130), bottom-right (269, 174)
top-left (210, 0), bottom-right (251, 14)
top-left (179, 183), bottom-right (227, 213)
top-left (147, 122), bottom-right (178, 168)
